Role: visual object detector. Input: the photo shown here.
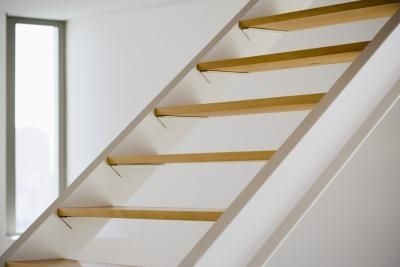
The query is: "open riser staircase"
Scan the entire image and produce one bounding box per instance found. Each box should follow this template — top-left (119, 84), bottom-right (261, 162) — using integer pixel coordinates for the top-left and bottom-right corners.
top-left (1, 0), bottom-right (400, 266)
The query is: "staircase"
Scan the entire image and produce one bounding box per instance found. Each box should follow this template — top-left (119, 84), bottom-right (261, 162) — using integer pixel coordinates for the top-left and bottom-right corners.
top-left (2, 1), bottom-right (400, 266)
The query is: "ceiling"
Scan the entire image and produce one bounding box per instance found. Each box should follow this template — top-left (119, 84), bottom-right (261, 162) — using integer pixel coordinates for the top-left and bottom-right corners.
top-left (0, 0), bottom-right (179, 20)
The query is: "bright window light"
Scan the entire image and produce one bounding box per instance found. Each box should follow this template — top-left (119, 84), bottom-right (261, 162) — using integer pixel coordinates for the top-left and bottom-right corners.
top-left (14, 23), bottom-right (60, 233)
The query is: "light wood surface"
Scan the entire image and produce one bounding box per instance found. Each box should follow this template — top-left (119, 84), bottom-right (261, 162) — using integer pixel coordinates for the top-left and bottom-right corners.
top-left (58, 207), bottom-right (223, 221)
top-left (0, 3), bottom-right (264, 267)
top-left (154, 94), bottom-right (325, 117)
top-left (7, 260), bottom-right (79, 267)
top-left (108, 150), bottom-right (275, 165)
top-left (6, 260), bottom-right (131, 267)
top-left (197, 42), bottom-right (368, 73)
top-left (239, 0), bottom-right (400, 31)
top-left (155, 93), bottom-right (325, 117)
top-left (179, 10), bottom-right (400, 267)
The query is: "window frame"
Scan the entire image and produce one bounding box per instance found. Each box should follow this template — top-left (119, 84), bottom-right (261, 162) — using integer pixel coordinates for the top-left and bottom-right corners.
top-left (6, 16), bottom-right (66, 236)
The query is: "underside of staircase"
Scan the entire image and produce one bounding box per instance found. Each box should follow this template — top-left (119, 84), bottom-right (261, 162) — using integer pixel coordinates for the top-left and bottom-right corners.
top-left (2, 0), bottom-right (400, 266)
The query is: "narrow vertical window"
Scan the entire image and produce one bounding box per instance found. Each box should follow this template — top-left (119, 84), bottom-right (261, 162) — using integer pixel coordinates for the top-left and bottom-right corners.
top-left (7, 17), bottom-right (66, 235)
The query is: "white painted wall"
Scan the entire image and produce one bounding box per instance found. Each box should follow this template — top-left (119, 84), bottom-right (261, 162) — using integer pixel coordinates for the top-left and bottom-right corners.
top-left (66, 0), bottom-right (249, 181)
top-left (0, 0), bottom-right (252, 256)
top-left (67, 1), bottom-right (400, 266)
top-left (2, 0), bottom-right (399, 265)
top-left (267, 99), bottom-right (400, 267)
top-left (180, 12), bottom-right (400, 264)
top-left (0, 0), bottom-right (178, 20)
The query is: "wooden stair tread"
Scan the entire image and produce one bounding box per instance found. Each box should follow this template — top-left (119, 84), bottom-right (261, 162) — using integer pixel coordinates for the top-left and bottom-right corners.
top-left (239, 0), bottom-right (400, 31)
top-left (108, 150), bottom-right (275, 165)
top-left (155, 93), bottom-right (325, 117)
top-left (197, 42), bottom-right (368, 73)
top-left (58, 207), bottom-right (223, 221)
top-left (6, 259), bottom-right (133, 267)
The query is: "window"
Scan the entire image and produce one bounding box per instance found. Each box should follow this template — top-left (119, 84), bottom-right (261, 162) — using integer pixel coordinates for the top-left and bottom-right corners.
top-left (6, 17), bottom-right (66, 235)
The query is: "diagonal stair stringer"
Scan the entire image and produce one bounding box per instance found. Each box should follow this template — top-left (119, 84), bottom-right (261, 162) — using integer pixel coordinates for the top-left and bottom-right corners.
top-left (248, 76), bottom-right (400, 267)
top-left (180, 9), bottom-right (400, 267)
top-left (0, 0), bottom-right (261, 266)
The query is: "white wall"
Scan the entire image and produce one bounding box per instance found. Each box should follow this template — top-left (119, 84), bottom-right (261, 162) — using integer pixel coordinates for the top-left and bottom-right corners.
top-left (1, 0), bottom-right (251, 256)
top-left (0, 0), bottom-right (182, 20)
top-left (2, 0), bottom-right (399, 265)
top-left (66, 0), bottom-right (249, 181)
top-left (266, 99), bottom-right (400, 267)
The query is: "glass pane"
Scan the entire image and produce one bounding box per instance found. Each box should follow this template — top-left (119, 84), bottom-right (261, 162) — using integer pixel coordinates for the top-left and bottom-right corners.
top-left (15, 23), bottom-right (59, 233)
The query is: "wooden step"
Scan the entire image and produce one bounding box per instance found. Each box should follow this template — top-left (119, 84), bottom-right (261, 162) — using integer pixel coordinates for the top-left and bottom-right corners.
top-left (197, 42), bottom-right (368, 73)
top-left (6, 259), bottom-right (133, 267)
top-left (108, 150), bottom-right (275, 165)
top-left (155, 93), bottom-right (324, 118)
top-left (58, 207), bottom-right (223, 222)
top-left (239, 0), bottom-right (400, 31)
